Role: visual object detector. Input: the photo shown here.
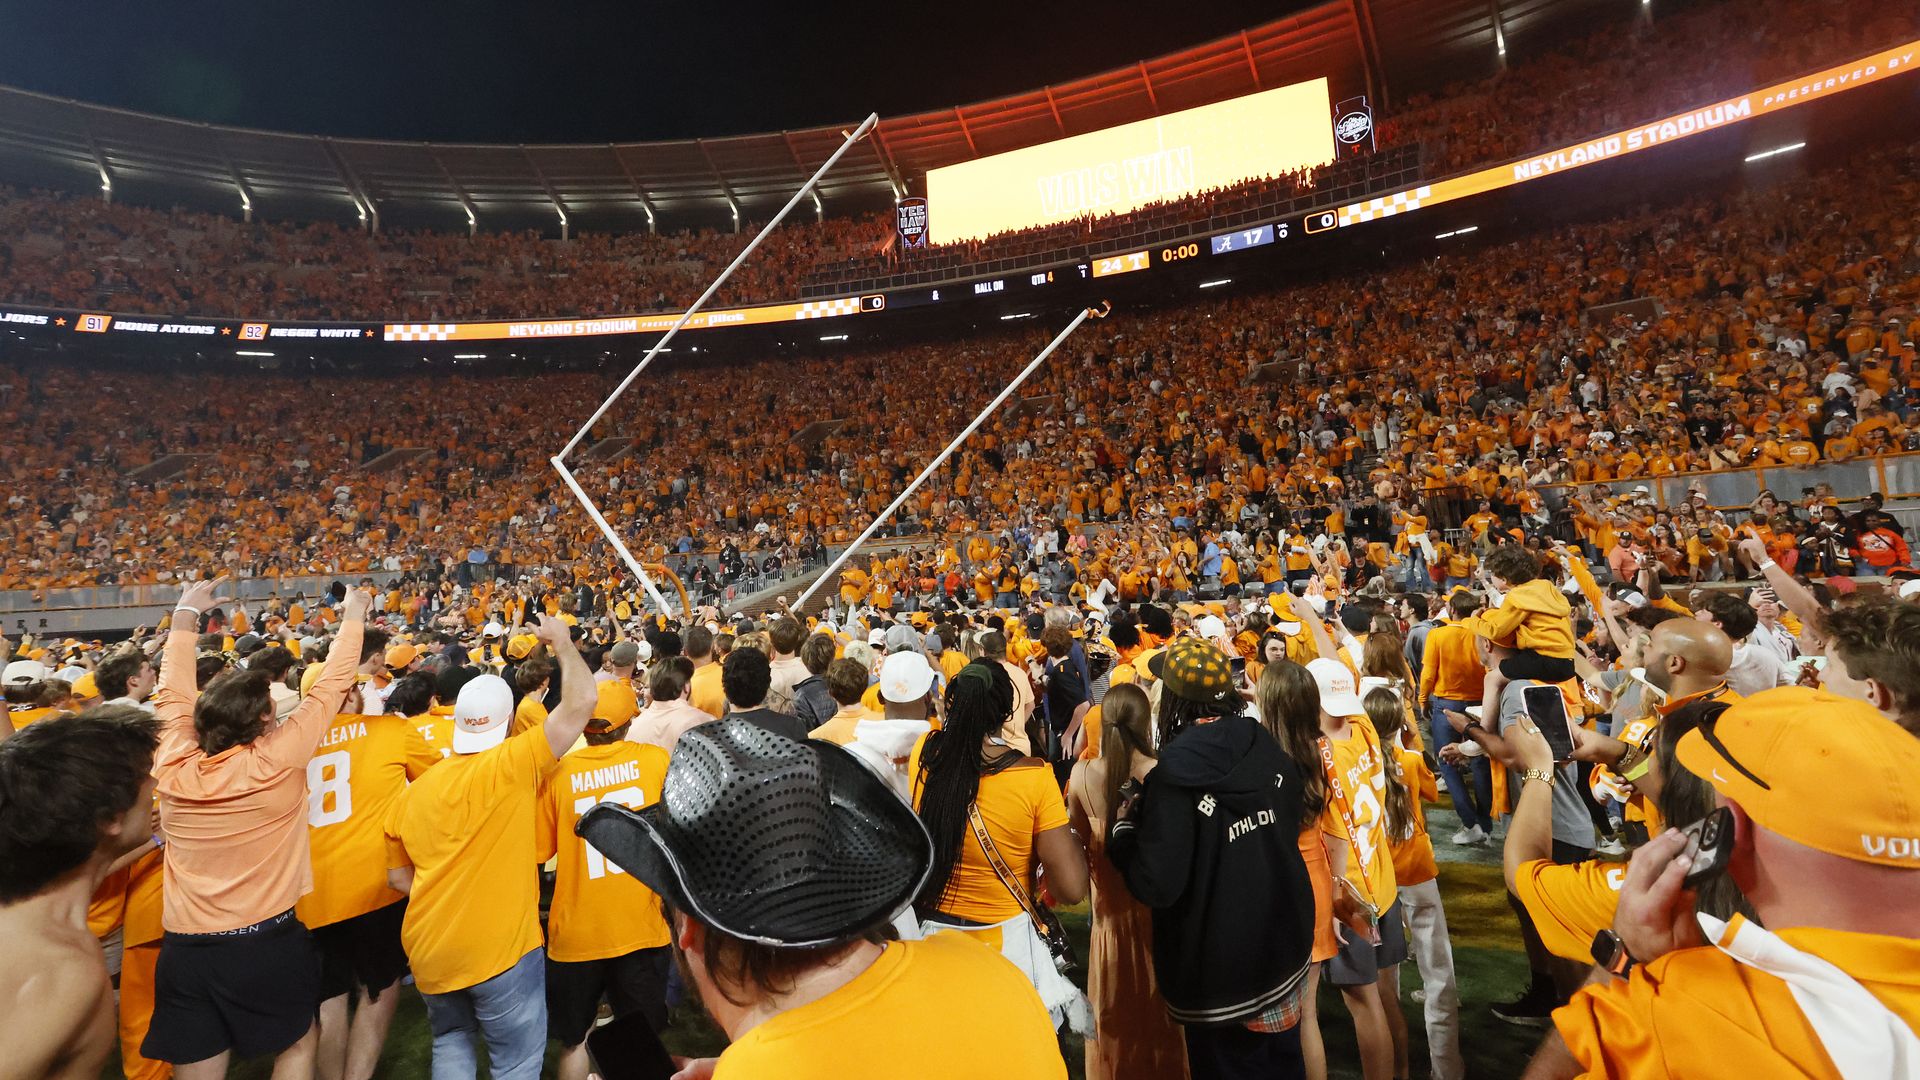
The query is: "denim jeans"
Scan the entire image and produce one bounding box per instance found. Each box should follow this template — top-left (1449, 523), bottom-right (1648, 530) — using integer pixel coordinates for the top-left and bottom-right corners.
top-left (422, 947), bottom-right (547, 1080)
top-left (1429, 697), bottom-right (1493, 832)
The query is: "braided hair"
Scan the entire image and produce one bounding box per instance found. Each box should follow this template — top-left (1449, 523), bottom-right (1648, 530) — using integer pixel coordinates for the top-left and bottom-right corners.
top-left (914, 661), bottom-right (1015, 913)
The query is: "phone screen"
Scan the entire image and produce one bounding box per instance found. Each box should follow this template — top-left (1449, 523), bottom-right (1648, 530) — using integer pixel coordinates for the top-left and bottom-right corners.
top-left (1678, 806), bottom-right (1735, 888)
top-left (1521, 684), bottom-right (1578, 762)
top-left (586, 1013), bottom-right (677, 1080)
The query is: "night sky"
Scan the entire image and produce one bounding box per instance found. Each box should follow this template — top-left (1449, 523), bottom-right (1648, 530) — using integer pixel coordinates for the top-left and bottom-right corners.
top-left (0, 0), bottom-right (1293, 142)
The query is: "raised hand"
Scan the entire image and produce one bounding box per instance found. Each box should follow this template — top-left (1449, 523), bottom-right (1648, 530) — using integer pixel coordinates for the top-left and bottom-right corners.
top-left (176, 575), bottom-right (230, 613)
top-left (532, 612), bottom-right (572, 647)
top-left (342, 586), bottom-right (375, 622)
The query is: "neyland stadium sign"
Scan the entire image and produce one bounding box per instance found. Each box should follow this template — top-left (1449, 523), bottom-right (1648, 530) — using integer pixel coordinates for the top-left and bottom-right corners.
top-left (1337, 41), bottom-right (1918, 229)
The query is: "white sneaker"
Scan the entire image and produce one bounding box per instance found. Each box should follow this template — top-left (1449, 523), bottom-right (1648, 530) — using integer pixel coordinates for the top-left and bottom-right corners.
top-left (1450, 825), bottom-right (1488, 846)
top-left (1596, 835), bottom-right (1626, 856)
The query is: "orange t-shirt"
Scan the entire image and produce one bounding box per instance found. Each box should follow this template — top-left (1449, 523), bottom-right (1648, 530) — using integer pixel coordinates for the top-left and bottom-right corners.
top-left (536, 741), bottom-right (672, 962)
top-left (410, 707), bottom-right (456, 764)
top-left (689, 662), bottom-right (727, 719)
top-left (1512, 857), bottom-right (1625, 963)
top-left (1554, 918), bottom-right (1920, 1079)
top-left (385, 726), bottom-right (559, 994)
top-left (1387, 747), bottom-right (1439, 888)
top-left (908, 738), bottom-right (1068, 923)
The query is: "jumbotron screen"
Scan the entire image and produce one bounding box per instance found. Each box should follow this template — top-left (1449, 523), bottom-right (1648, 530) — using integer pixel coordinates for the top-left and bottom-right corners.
top-left (925, 78), bottom-right (1336, 245)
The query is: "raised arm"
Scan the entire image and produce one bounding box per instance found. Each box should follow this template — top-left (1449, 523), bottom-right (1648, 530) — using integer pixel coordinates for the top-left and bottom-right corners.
top-left (1735, 534), bottom-right (1824, 634)
top-left (1298, 580), bottom-right (1339, 662)
top-left (1466, 718), bottom-right (1556, 894)
top-left (153, 576), bottom-right (229, 769)
top-left (536, 614), bottom-right (597, 760)
top-left (260, 587), bottom-right (370, 771)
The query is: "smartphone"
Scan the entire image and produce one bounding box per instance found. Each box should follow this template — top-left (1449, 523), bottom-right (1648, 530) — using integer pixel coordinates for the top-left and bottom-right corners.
top-left (1676, 806), bottom-right (1735, 888)
top-left (1229, 656), bottom-right (1247, 677)
top-left (586, 1012), bottom-right (677, 1080)
top-left (1521, 683), bottom-right (1579, 763)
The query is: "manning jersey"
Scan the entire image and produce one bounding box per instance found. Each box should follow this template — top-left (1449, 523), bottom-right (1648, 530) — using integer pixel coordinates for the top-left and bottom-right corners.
top-left (536, 741), bottom-right (672, 962)
top-left (296, 714), bottom-right (436, 929)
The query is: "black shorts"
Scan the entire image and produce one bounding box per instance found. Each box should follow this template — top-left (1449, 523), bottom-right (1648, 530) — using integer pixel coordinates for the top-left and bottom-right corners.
top-left (1498, 650), bottom-right (1577, 684)
top-left (311, 899), bottom-right (409, 1003)
top-left (546, 947), bottom-right (672, 1048)
top-left (144, 911), bottom-right (319, 1064)
top-left (1326, 898), bottom-right (1410, 988)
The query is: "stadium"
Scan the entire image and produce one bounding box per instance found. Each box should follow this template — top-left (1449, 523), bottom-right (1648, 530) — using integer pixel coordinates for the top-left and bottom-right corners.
top-left (2, 0), bottom-right (1918, 1077)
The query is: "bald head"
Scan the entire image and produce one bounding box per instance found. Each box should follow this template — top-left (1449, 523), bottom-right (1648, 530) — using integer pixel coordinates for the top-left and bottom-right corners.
top-left (1644, 618), bottom-right (1733, 696)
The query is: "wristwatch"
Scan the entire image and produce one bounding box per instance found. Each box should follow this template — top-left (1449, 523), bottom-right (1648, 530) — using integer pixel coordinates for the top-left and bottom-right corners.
top-left (1520, 767), bottom-right (1556, 787)
top-left (1592, 929), bottom-right (1636, 978)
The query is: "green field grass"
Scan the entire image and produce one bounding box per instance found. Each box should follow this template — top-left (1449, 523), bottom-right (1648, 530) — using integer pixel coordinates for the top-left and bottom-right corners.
top-left (107, 809), bottom-right (1546, 1078)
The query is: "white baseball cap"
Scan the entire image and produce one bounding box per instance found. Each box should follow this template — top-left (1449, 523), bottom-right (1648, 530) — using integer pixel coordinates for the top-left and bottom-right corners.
top-left (4, 660), bottom-right (50, 685)
top-left (879, 652), bottom-right (937, 704)
top-left (1193, 615), bottom-right (1228, 643)
top-left (1900, 578), bottom-right (1920, 601)
top-left (1307, 657), bottom-right (1366, 717)
top-left (483, 621), bottom-right (506, 638)
top-left (451, 674), bottom-right (515, 754)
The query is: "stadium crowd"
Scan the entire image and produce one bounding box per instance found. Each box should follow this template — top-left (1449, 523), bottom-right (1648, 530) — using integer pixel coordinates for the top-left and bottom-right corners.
top-left (3, 137), bottom-right (1917, 611)
top-left (4, 505), bottom-right (1918, 1078)
top-left (1, 3), bottom-right (1919, 1075)
top-left (0, 0), bottom-right (1911, 324)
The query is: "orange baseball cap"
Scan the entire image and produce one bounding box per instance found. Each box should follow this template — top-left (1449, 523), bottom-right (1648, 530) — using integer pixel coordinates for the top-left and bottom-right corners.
top-left (506, 634), bottom-right (538, 661)
top-left (590, 680), bottom-right (639, 730)
top-left (385, 644), bottom-right (421, 671)
top-left (1676, 686), bottom-right (1920, 868)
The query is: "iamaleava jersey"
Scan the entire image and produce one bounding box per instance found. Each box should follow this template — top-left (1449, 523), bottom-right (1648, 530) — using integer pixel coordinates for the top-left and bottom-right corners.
top-left (297, 713), bottom-right (434, 928)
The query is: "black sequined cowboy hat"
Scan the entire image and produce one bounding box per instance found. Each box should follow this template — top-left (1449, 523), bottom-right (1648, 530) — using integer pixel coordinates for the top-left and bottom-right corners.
top-left (577, 719), bottom-right (932, 948)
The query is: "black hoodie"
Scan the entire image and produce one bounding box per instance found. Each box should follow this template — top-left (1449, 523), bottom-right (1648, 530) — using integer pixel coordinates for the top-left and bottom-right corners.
top-left (1108, 713), bottom-right (1314, 1026)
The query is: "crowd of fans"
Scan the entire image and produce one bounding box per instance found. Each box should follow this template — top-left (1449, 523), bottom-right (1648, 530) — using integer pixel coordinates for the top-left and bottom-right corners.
top-left (4, 136), bottom-right (1916, 613)
top-left (1380, 0), bottom-right (1918, 176)
top-left (4, 504), bottom-right (1917, 1077)
top-left (1, 0), bottom-right (1912, 325)
top-left (2, 6), bottom-right (1920, 1074)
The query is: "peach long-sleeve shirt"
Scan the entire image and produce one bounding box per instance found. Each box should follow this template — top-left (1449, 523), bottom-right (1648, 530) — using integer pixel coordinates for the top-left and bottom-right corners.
top-left (153, 619), bottom-right (362, 933)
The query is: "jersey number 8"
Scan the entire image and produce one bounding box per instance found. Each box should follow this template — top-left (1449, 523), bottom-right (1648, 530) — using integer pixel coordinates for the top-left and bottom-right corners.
top-left (307, 750), bottom-right (352, 827)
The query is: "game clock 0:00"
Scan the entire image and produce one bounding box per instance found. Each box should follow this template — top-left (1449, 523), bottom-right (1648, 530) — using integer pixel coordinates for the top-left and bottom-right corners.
top-left (1158, 241), bottom-right (1201, 266)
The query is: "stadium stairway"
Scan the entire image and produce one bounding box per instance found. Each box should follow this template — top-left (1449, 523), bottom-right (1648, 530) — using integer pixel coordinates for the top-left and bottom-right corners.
top-left (719, 534), bottom-right (944, 621)
top-left (126, 453), bottom-right (212, 483)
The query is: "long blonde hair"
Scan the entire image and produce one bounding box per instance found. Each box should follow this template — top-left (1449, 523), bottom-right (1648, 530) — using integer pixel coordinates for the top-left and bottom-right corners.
top-left (1362, 687), bottom-right (1417, 842)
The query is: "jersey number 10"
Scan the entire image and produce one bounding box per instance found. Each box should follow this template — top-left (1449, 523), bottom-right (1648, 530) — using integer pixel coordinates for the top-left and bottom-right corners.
top-left (574, 788), bottom-right (646, 879)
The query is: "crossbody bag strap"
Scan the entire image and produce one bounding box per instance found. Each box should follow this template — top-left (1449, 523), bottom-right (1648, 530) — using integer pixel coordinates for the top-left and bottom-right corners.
top-left (968, 803), bottom-right (1043, 924)
top-left (1317, 732), bottom-right (1381, 907)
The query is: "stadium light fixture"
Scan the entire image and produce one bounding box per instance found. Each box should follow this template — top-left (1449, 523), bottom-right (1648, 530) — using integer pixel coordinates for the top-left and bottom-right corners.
top-left (1434, 225), bottom-right (1480, 239)
top-left (1199, 278), bottom-right (1232, 289)
top-left (999, 312), bottom-right (1035, 321)
top-left (553, 113), bottom-right (882, 618)
top-left (453, 353), bottom-right (486, 359)
top-left (235, 350), bottom-right (275, 357)
top-left (1744, 142), bottom-right (1806, 162)
top-left (819, 334), bottom-right (848, 341)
